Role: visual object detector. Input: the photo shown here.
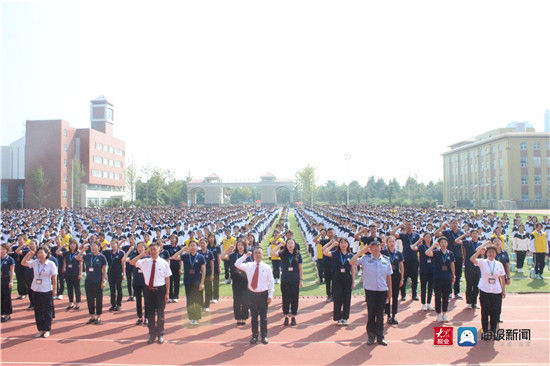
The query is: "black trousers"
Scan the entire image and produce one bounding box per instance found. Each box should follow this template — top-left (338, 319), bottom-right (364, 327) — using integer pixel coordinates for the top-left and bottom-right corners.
top-left (125, 266), bottom-right (134, 297)
top-left (15, 267), bottom-right (27, 296)
top-left (515, 250), bottom-right (527, 269)
top-left (281, 280), bottom-right (299, 316)
top-left (453, 257), bottom-right (463, 295)
top-left (204, 275), bottom-right (213, 306)
top-left (534, 253), bottom-right (546, 275)
top-left (1, 277), bottom-right (12, 315)
top-left (464, 266), bottom-right (481, 305)
top-left (169, 264), bottom-right (181, 299)
top-left (333, 274), bottom-right (352, 321)
top-left (433, 278), bottom-right (452, 313)
top-left (316, 260), bottom-right (324, 282)
top-left (23, 270), bottom-right (34, 307)
top-left (65, 275), bottom-right (81, 303)
top-left (249, 290), bottom-right (268, 338)
top-left (134, 284), bottom-right (144, 319)
top-left (232, 278), bottom-right (249, 320)
top-left (33, 291), bottom-right (53, 332)
top-left (212, 272), bottom-right (220, 300)
top-left (324, 263), bottom-right (333, 298)
top-left (144, 286), bottom-right (166, 337)
top-left (56, 271), bottom-right (65, 296)
top-left (479, 290), bottom-right (502, 332)
top-left (108, 275), bottom-right (123, 307)
top-left (184, 281), bottom-right (202, 320)
top-left (365, 290), bottom-right (387, 341)
top-left (224, 260), bottom-right (231, 280)
top-left (400, 261), bottom-right (418, 298)
top-left (85, 281), bottom-right (103, 315)
top-left (385, 274), bottom-right (400, 317)
top-left (419, 272), bottom-right (433, 305)
top-left (272, 260), bottom-right (281, 280)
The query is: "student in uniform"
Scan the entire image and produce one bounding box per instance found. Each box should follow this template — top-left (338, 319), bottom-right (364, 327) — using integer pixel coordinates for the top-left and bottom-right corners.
top-left (314, 228), bottom-right (327, 284)
top-left (129, 243), bottom-right (172, 344)
top-left (425, 237), bottom-right (456, 322)
top-left (470, 242), bottom-right (506, 334)
top-left (171, 241), bottom-right (206, 325)
top-left (122, 242), bottom-right (147, 325)
top-left (512, 224), bottom-right (530, 273)
top-left (391, 222), bottom-right (419, 301)
top-left (455, 230), bottom-right (482, 309)
top-left (15, 240), bottom-right (35, 310)
top-left (207, 233), bottom-right (221, 303)
top-left (103, 240), bottom-right (125, 311)
top-left (198, 239), bottom-right (214, 311)
top-left (161, 235), bottom-right (182, 303)
top-left (435, 220), bottom-right (464, 299)
top-left (530, 223), bottom-right (548, 280)
top-left (272, 238), bottom-right (303, 326)
top-left (411, 233), bottom-right (434, 311)
top-left (62, 239), bottom-right (82, 310)
top-left (77, 242), bottom-right (107, 325)
top-left (21, 245), bottom-right (57, 338)
top-left (351, 239), bottom-right (392, 346)
top-left (324, 237), bottom-right (355, 326)
top-left (235, 247), bottom-right (275, 345)
top-left (124, 236), bottom-right (137, 301)
top-left (1, 244), bottom-right (15, 322)
top-left (381, 235), bottom-right (404, 324)
top-left (221, 240), bottom-right (251, 325)
top-left (221, 229), bottom-right (236, 284)
top-left (269, 230), bottom-right (284, 284)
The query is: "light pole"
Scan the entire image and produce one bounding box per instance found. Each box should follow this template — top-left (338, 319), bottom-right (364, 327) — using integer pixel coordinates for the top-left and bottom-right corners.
top-left (344, 153), bottom-right (351, 206)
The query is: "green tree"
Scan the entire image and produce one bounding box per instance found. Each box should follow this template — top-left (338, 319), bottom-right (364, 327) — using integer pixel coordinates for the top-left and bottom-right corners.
top-left (27, 166), bottom-right (50, 208)
top-left (70, 159), bottom-right (85, 208)
top-left (295, 164), bottom-right (317, 205)
top-left (126, 161), bottom-right (138, 204)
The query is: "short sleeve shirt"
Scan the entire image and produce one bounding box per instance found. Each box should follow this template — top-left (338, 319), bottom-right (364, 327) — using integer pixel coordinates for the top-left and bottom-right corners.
top-left (477, 259), bottom-right (505, 294)
top-left (29, 259), bottom-right (58, 292)
top-left (357, 255), bottom-right (392, 291)
top-left (279, 250), bottom-right (303, 283)
top-left (83, 253), bottom-right (107, 283)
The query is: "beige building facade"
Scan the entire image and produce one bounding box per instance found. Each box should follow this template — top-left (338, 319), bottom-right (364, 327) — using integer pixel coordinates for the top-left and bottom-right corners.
top-left (443, 123), bottom-right (550, 209)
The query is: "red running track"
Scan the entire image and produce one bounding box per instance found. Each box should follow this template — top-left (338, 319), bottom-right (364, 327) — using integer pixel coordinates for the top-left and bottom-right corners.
top-left (1, 293), bottom-right (549, 365)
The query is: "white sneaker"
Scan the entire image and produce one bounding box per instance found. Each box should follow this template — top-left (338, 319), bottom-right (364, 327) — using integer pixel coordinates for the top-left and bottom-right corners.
top-left (42, 331), bottom-right (50, 338)
top-left (442, 313), bottom-right (449, 322)
top-left (467, 304), bottom-right (472, 309)
top-left (342, 319), bottom-right (348, 325)
top-left (518, 268), bottom-right (524, 273)
top-left (436, 314), bottom-right (443, 322)
top-left (53, 296), bottom-right (58, 300)
top-left (204, 307), bottom-right (210, 312)
top-left (421, 304), bottom-right (428, 311)
top-left (428, 305), bottom-right (435, 311)
top-left (211, 299), bottom-right (218, 303)
top-left (57, 295), bottom-right (63, 300)
top-left (35, 332), bottom-right (44, 338)
top-left (337, 320), bottom-right (343, 325)
top-left (173, 299), bottom-right (179, 303)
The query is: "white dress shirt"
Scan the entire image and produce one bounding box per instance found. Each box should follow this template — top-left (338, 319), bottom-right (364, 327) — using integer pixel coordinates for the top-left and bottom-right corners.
top-left (29, 259), bottom-right (58, 292)
top-left (235, 255), bottom-right (274, 298)
top-left (136, 257), bottom-right (172, 287)
top-left (477, 258), bottom-right (505, 294)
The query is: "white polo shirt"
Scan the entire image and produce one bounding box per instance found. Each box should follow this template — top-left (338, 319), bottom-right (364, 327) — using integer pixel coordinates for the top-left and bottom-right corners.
top-left (477, 258), bottom-right (505, 294)
top-left (29, 259), bottom-right (58, 293)
top-left (136, 257), bottom-right (172, 287)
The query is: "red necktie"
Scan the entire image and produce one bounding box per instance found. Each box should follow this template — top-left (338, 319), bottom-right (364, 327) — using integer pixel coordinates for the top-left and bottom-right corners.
top-left (251, 263), bottom-right (259, 290)
top-left (148, 260), bottom-right (156, 290)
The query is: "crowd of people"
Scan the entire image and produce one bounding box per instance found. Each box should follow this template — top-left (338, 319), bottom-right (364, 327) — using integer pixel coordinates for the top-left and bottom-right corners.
top-left (1, 204), bottom-right (548, 346)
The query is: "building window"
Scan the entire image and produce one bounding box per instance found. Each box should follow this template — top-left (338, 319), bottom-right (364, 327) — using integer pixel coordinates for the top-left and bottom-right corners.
top-left (520, 157), bottom-right (528, 167)
top-left (114, 161), bottom-right (122, 168)
top-left (109, 146), bottom-right (114, 154)
top-left (94, 155), bottom-right (102, 164)
top-left (535, 175), bottom-right (541, 185)
top-left (96, 142), bottom-right (103, 150)
top-left (534, 157), bottom-right (541, 168)
top-left (521, 175), bottom-right (528, 185)
top-left (547, 156), bottom-right (550, 167)
top-left (521, 192), bottom-right (529, 202)
top-left (63, 144), bottom-right (67, 152)
top-left (499, 159), bottom-right (502, 168)
top-left (92, 170), bottom-right (101, 177)
top-left (103, 171), bottom-right (108, 178)
top-left (109, 172), bottom-right (115, 179)
top-left (534, 142), bottom-right (540, 150)
top-left (499, 176), bottom-right (503, 186)
top-left (520, 142), bottom-right (527, 150)
top-left (63, 190), bottom-right (67, 198)
top-left (64, 159), bottom-right (67, 167)
top-left (109, 159), bottom-right (114, 166)
top-left (535, 191), bottom-right (542, 203)
top-left (498, 144), bottom-right (502, 152)
top-left (64, 174), bottom-right (67, 183)
top-left (115, 173), bottom-right (120, 180)
top-left (64, 129), bottom-right (67, 137)
top-left (103, 158), bottom-right (108, 165)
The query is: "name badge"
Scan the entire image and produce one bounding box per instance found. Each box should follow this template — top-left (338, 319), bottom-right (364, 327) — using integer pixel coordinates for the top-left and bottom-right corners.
top-left (88, 267), bottom-right (94, 272)
top-left (441, 265), bottom-right (448, 271)
top-left (68, 264), bottom-right (73, 269)
top-left (138, 269), bottom-right (143, 273)
top-left (426, 259), bottom-right (432, 263)
top-left (189, 269), bottom-right (195, 275)
top-left (287, 267), bottom-right (294, 271)
top-left (36, 279), bottom-right (42, 285)
top-left (488, 278), bottom-right (496, 284)
top-left (340, 268), bottom-right (346, 273)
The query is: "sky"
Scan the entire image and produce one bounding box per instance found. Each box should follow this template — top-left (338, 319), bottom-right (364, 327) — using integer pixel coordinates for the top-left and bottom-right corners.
top-left (2, 0), bottom-right (550, 186)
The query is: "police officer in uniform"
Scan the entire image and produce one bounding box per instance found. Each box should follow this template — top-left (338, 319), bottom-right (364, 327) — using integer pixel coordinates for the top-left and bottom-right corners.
top-left (351, 238), bottom-right (392, 346)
